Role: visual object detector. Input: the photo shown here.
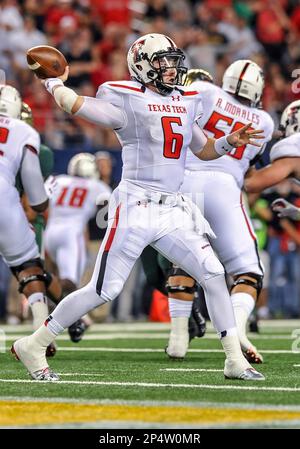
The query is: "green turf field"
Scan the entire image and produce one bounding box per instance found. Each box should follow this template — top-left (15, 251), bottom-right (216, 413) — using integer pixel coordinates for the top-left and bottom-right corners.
top-left (1, 320), bottom-right (300, 428)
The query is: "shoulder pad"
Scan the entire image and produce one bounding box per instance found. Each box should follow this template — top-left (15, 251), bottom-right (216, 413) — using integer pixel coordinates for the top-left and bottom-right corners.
top-left (270, 134), bottom-right (300, 162)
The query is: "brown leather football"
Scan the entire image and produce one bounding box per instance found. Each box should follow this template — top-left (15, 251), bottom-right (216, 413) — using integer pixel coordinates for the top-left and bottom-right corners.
top-left (26, 45), bottom-right (67, 79)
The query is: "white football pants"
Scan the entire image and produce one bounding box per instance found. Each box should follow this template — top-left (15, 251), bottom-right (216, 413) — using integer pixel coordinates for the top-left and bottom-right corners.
top-left (45, 223), bottom-right (86, 286)
top-left (48, 180), bottom-right (237, 334)
top-left (181, 170), bottom-right (263, 276)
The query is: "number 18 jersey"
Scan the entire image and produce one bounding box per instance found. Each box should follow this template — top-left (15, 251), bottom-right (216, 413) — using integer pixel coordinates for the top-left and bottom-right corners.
top-left (47, 175), bottom-right (111, 230)
top-left (185, 81), bottom-right (274, 188)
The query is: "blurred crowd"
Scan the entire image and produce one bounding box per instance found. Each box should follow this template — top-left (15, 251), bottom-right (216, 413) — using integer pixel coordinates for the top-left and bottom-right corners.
top-left (0, 0), bottom-right (300, 149)
top-left (1, 0), bottom-right (300, 323)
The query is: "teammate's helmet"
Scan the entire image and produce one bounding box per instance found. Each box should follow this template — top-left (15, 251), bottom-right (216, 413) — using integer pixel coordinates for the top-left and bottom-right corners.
top-left (67, 153), bottom-right (99, 179)
top-left (280, 100), bottom-right (300, 137)
top-left (183, 69), bottom-right (214, 86)
top-left (127, 33), bottom-right (187, 95)
top-left (222, 60), bottom-right (264, 107)
top-left (0, 84), bottom-right (22, 119)
top-left (21, 102), bottom-right (33, 126)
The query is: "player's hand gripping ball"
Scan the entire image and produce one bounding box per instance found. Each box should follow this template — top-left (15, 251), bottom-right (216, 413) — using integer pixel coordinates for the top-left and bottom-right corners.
top-left (27, 45), bottom-right (67, 79)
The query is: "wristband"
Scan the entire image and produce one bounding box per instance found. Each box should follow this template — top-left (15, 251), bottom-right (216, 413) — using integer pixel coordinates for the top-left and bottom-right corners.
top-left (44, 79), bottom-right (78, 114)
top-left (214, 136), bottom-right (235, 156)
top-left (44, 78), bottom-right (64, 94)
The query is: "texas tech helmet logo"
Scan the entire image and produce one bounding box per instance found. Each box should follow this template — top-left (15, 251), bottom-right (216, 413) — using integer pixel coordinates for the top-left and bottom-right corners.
top-left (131, 39), bottom-right (146, 63)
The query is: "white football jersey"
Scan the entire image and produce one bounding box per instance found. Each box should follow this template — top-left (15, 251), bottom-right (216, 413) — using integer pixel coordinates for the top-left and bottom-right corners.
top-left (185, 81), bottom-right (274, 188)
top-left (270, 133), bottom-right (300, 161)
top-left (0, 115), bottom-right (40, 184)
top-left (47, 175), bottom-right (111, 230)
top-left (96, 80), bottom-right (205, 193)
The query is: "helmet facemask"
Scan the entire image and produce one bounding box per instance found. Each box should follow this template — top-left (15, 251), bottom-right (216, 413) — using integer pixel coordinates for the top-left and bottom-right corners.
top-left (128, 34), bottom-right (187, 96)
top-left (149, 51), bottom-right (187, 95)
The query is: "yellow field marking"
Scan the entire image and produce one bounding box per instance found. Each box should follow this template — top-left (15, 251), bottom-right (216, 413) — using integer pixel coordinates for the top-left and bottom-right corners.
top-left (1, 401), bottom-right (300, 426)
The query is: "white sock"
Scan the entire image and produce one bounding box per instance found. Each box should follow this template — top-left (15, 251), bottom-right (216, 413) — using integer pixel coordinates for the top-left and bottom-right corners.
top-left (231, 292), bottom-right (255, 351)
top-left (168, 297), bottom-right (193, 317)
top-left (28, 292), bottom-right (46, 306)
top-left (28, 293), bottom-right (49, 330)
top-left (168, 298), bottom-right (193, 336)
top-left (46, 315), bottom-right (65, 336)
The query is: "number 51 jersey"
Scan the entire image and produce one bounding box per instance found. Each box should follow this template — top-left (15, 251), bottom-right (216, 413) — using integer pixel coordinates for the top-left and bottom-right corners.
top-left (185, 81), bottom-right (274, 188)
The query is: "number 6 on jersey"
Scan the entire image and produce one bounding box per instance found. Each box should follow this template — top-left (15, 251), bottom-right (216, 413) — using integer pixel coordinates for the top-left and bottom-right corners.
top-left (161, 116), bottom-right (183, 159)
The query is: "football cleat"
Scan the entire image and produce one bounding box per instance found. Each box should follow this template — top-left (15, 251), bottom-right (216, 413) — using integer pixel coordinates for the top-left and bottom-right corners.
top-left (30, 367), bottom-right (59, 381)
top-left (165, 331), bottom-right (189, 360)
top-left (11, 337), bottom-right (59, 381)
top-left (165, 344), bottom-right (186, 360)
top-left (224, 358), bottom-right (265, 381)
top-left (225, 367), bottom-right (265, 381)
top-left (68, 318), bottom-right (89, 343)
top-left (244, 347), bottom-right (264, 364)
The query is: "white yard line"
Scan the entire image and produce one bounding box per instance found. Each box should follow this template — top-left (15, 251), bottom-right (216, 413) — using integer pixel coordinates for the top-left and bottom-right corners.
top-left (1, 378), bottom-right (300, 392)
top-left (12, 346), bottom-right (296, 354)
top-left (56, 373), bottom-right (105, 376)
top-left (160, 368), bottom-right (223, 372)
top-left (1, 333), bottom-right (295, 341)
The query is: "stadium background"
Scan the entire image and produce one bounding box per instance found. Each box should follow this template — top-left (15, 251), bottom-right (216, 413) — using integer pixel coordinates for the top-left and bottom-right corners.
top-left (1, 0), bottom-right (300, 430)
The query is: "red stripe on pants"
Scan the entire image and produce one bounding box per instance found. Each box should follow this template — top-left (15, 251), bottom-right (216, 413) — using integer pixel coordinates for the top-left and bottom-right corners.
top-left (104, 204), bottom-right (121, 251)
top-left (240, 193), bottom-right (256, 241)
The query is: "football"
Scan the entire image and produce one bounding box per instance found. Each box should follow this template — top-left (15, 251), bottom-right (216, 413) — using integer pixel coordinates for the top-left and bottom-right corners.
top-left (26, 45), bottom-right (67, 79)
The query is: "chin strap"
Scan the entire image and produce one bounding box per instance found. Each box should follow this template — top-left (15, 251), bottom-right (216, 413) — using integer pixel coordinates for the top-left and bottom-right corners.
top-left (154, 79), bottom-right (174, 96)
